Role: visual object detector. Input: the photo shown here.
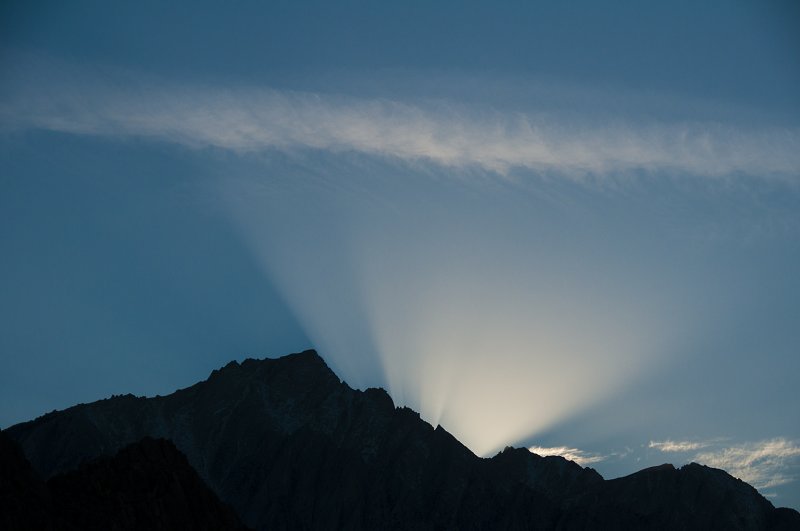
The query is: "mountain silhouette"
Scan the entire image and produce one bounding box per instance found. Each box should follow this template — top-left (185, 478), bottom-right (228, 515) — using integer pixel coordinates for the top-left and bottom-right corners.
top-left (0, 430), bottom-right (248, 530)
top-left (5, 349), bottom-right (800, 530)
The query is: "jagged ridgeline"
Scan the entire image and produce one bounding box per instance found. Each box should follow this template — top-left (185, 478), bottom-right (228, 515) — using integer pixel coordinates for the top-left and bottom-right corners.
top-left (4, 350), bottom-right (800, 530)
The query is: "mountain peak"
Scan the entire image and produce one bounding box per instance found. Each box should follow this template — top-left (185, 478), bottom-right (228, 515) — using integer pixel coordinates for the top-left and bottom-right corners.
top-left (269, 348), bottom-right (336, 375)
top-left (207, 348), bottom-right (338, 385)
top-left (282, 348), bottom-right (325, 363)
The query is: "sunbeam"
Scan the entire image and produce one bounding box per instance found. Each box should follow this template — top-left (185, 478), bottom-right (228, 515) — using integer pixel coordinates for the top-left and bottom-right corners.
top-left (226, 161), bottom-right (696, 455)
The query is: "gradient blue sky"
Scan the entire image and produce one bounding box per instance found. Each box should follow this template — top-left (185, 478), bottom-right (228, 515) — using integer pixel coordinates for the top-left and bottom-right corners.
top-left (2, 0), bottom-right (800, 509)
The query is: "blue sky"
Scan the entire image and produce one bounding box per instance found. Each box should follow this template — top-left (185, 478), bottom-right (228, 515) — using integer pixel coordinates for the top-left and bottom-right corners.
top-left (2, 0), bottom-right (800, 508)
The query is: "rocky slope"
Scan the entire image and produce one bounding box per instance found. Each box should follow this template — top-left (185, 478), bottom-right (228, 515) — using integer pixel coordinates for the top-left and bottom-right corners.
top-left (0, 431), bottom-right (248, 530)
top-left (0, 428), bottom-right (52, 530)
top-left (6, 349), bottom-right (800, 530)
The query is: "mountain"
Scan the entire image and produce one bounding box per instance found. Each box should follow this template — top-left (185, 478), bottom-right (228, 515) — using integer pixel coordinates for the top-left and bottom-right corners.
top-left (0, 427), bottom-right (52, 529)
top-left (0, 431), bottom-right (248, 530)
top-left (5, 349), bottom-right (800, 530)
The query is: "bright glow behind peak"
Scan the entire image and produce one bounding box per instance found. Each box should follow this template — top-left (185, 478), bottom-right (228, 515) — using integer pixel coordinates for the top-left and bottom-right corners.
top-left (225, 164), bottom-right (696, 456)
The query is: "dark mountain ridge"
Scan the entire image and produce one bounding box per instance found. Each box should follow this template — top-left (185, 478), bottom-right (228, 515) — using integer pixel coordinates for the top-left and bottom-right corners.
top-left (6, 349), bottom-right (800, 530)
top-left (0, 431), bottom-right (248, 530)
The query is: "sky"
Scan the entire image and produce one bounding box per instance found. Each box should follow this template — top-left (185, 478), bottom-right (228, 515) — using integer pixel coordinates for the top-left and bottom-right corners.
top-left (2, 0), bottom-right (800, 509)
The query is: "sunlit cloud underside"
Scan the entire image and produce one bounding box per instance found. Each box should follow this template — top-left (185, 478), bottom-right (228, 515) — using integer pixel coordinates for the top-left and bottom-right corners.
top-left (528, 445), bottom-right (608, 466)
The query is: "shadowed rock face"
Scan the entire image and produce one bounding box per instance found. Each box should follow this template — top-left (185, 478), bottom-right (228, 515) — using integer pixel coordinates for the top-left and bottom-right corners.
top-left (6, 349), bottom-right (800, 530)
top-left (560, 463), bottom-right (783, 530)
top-left (0, 432), bottom-right (248, 531)
top-left (0, 429), bottom-right (52, 530)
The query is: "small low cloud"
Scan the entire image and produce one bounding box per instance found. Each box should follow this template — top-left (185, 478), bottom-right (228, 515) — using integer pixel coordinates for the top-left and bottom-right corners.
top-left (648, 439), bottom-right (712, 452)
top-left (528, 445), bottom-right (608, 466)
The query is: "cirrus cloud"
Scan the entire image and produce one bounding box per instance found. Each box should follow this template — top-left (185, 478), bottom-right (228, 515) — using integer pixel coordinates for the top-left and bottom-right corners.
top-left (2, 61), bottom-right (799, 179)
top-left (694, 438), bottom-right (800, 490)
top-left (648, 439), bottom-right (713, 453)
top-left (650, 437), bottom-right (800, 490)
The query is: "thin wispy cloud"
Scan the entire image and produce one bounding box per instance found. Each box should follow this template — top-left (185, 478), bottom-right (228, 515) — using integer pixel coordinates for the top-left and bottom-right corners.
top-left (694, 438), bottom-right (800, 490)
top-left (528, 445), bottom-right (608, 466)
top-left (648, 439), bottom-right (713, 452)
top-left (650, 437), bottom-right (800, 490)
top-left (2, 64), bottom-right (799, 179)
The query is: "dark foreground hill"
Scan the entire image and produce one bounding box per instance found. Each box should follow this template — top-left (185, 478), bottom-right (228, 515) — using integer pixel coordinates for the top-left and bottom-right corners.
top-left (0, 432), bottom-right (248, 530)
top-left (5, 349), bottom-right (800, 530)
